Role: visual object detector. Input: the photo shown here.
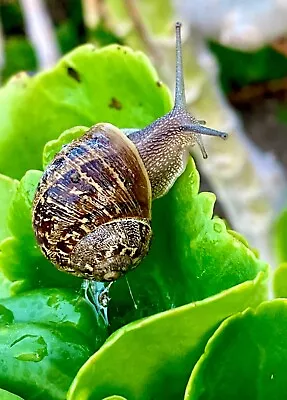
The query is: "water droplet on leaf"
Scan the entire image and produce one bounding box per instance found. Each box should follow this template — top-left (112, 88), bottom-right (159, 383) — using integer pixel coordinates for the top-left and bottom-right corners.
top-left (188, 172), bottom-right (195, 184)
top-left (10, 334), bottom-right (48, 362)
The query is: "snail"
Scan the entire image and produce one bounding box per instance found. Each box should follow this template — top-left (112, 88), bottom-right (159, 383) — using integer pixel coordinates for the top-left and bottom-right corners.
top-left (32, 22), bottom-right (228, 284)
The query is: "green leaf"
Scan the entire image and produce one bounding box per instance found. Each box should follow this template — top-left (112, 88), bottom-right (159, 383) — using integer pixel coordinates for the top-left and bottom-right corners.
top-left (0, 174), bottom-right (19, 298)
top-left (0, 174), bottom-right (18, 242)
top-left (7, 170), bottom-right (42, 238)
top-left (108, 158), bottom-right (269, 330)
top-left (0, 287), bottom-right (107, 398)
top-left (67, 269), bottom-right (268, 400)
top-left (0, 170), bottom-right (80, 295)
top-left (0, 323), bottom-right (92, 400)
top-left (0, 288), bottom-right (107, 349)
top-left (185, 299), bottom-right (287, 400)
top-left (0, 44), bottom-right (171, 179)
top-left (273, 263), bottom-right (287, 298)
top-left (0, 388), bottom-right (23, 400)
top-left (274, 208), bottom-right (287, 263)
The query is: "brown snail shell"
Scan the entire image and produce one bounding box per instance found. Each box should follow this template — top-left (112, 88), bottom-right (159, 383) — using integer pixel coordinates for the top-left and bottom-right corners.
top-left (33, 123), bottom-right (152, 281)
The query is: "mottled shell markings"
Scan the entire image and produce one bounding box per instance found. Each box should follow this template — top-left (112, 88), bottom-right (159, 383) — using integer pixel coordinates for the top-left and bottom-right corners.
top-left (33, 124), bottom-right (152, 280)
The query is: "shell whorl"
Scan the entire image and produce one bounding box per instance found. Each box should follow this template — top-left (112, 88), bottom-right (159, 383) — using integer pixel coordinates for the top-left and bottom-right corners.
top-left (71, 218), bottom-right (152, 281)
top-left (33, 123), bottom-right (152, 279)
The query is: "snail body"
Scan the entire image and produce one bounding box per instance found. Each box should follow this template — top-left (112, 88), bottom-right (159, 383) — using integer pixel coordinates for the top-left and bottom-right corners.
top-left (32, 23), bottom-right (227, 282)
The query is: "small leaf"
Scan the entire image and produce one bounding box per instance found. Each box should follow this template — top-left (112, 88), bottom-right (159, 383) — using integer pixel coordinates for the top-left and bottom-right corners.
top-left (67, 270), bottom-right (268, 400)
top-left (185, 299), bottom-right (287, 400)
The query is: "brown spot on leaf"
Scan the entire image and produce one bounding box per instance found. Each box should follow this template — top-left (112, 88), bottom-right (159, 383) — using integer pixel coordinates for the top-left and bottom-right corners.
top-left (109, 97), bottom-right (122, 110)
top-left (156, 81), bottom-right (162, 87)
top-left (67, 66), bottom-right (81, 82)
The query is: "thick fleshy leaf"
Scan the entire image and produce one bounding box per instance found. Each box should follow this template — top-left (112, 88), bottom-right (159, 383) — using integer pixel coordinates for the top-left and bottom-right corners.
top-left (0, 388), bottom-right (23, 400)
top-left (0, 44), bottom-right (171, 179)
top-left (0, 323), bottom-right (92, 400)
top-left (273, 263), bottom-right (287, 298)
top-left (0, 174), bottom-right (18, 242)
top-left (185, 299), bottom-right (287, 400)
top-left (67, 270), bottom-right (268, 400)
top-left (0, 288), bottom-right (107, 349)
